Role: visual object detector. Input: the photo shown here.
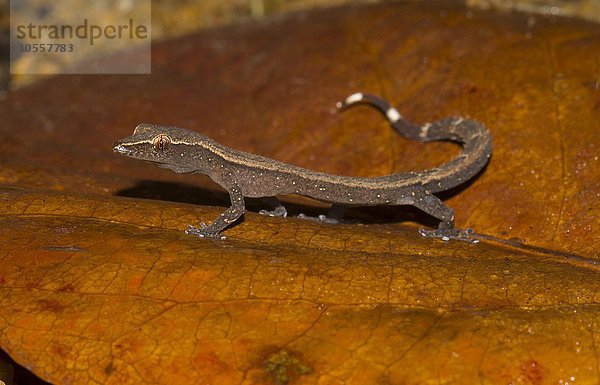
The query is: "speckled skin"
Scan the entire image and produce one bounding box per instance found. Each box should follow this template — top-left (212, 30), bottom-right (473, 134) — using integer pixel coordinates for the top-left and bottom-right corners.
top-left (113, 94), bottom-right (492, 241)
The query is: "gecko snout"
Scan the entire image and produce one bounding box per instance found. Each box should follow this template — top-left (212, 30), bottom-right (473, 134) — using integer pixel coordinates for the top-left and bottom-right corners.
top-left (112, 141), bottom-right (130, 155)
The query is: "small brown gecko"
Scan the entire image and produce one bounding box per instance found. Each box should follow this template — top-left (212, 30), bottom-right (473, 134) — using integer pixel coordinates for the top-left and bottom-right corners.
top-left (113, 93), bottom-right (492, 242)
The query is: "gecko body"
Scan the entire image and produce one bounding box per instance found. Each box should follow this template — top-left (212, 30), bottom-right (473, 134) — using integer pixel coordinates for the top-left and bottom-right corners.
top-left (113, 93), bottom-right (492, 242)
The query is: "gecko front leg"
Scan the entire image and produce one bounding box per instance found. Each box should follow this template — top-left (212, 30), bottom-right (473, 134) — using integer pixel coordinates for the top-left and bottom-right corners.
top-left (412, 193), bottom-right (479, 243)
top-left (185, 186), bottom-right (245, 238)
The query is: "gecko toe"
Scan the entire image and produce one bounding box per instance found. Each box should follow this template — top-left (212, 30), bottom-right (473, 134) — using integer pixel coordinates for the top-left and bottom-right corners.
top-left (419, 227), bottom-right (479, 244)
top-left (259, 208), bottom-right (287, 217)
top-left (297, 213), bottom-right (340, 224)
top-left (185, 224), bottom-right (223, 239)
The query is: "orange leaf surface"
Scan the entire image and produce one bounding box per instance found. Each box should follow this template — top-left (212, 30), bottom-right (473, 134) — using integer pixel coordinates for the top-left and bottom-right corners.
top-left (0, 187), bottom-right (598, 384)
top-left (0, 1), bottom-right (599, 384)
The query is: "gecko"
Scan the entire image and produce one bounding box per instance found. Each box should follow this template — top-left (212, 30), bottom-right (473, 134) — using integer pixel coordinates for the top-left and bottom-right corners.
top-left (113, 93), bottom-right (492, 242)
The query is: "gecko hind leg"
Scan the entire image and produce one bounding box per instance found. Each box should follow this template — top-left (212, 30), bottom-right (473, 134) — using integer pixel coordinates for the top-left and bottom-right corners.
top-left (411, 193), bottom-right (479, 243)
top-left (259, 197), bottom-right (288, 217)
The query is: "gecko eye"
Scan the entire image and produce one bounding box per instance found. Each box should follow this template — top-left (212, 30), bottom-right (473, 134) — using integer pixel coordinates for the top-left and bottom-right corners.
top-left (152, 134), bottom-right (171, 152)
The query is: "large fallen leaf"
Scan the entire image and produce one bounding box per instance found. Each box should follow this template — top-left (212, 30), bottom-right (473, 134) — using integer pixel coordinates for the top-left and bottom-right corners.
top-left (0, 187), bottom-right (598, 384)
top-left (1, 1), bottom-right (599, 255)
top-left (0, 1), bottom-right (598, 384)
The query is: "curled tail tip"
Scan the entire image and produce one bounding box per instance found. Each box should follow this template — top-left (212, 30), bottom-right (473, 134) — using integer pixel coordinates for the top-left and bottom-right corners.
top-left (337, 92), bottom-right (402, 123)
top-left (336, 92), bottom-right (364, 109)
top-left (345, 92), bottom-right (365, 104)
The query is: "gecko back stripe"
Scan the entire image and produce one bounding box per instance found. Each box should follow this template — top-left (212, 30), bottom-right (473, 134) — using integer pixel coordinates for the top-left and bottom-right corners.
top-left (113, 92), bottom-right (493, 242)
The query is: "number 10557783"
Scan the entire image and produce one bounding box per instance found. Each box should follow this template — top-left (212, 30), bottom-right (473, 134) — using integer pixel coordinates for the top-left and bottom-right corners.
top-left (19, 43), bottom-right (74, 53)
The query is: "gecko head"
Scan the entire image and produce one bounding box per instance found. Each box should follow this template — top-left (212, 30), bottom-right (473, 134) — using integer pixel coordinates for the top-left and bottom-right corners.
top-left (113, 123), bottom-right (212, 172)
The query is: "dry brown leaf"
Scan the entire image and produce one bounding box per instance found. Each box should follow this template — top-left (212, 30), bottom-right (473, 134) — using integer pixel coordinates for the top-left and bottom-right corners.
top-left (0, 1), bottom-right (599, 384)
top-left (0, 187), bottom-right (598, 384)
top-left (1, 2), bottom-right (599, 255)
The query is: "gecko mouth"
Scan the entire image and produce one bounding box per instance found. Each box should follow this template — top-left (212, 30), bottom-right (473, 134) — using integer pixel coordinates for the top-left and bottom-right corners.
top-left (112, 143), bottom-right (130, 155)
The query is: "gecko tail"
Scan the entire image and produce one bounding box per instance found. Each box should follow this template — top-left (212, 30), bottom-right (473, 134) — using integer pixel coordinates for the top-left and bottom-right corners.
top-left (337, 92), bottom-right (493, 192)
top-left (336, 92), bottom-right (425, 142)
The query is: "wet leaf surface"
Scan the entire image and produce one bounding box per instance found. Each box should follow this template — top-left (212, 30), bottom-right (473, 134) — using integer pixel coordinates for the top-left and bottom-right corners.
top-left (0, 1), bottom-right (599, 384)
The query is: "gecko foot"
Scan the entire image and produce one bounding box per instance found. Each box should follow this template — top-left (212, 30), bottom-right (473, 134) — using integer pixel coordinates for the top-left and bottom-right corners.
top-left (419, 224), bottom-right (479, 244)
top-left (185, 223), bottom-right (226, 240)
top-left (259, 207), bottom-right (287, 217)
top-left (297, 213), bottom-right (340, 224)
